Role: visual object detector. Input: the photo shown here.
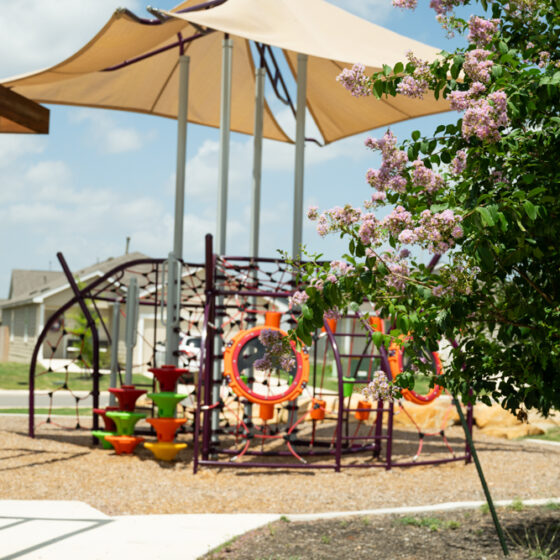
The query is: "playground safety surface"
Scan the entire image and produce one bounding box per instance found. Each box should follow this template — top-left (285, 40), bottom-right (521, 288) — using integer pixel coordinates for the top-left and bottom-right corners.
top-left (201, 505), bottom-right (560, 560)
top-left (1, 416), bottom-right (559, 520)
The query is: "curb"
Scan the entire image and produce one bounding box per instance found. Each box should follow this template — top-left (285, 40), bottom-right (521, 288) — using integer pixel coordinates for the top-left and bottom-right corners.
top-left (525, 438), bottom-right (560, 447)
top-left (284, 497), bottom-right (560, 522)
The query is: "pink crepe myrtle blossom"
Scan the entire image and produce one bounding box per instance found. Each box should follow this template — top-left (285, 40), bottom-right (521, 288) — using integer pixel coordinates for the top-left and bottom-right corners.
top-left (358, 213), bottom-right (379, 245)
top-left (310, 277), bottom-right (324, 292)
top-left (382, 205), bottom-right (414, 237)
top-left (392, 0), bottom-right (417, 9)
top-left (409, 209), bottom-right (464, 254)
top-left (397, 51), bottom-right (431, 99)
top-left (463, 49), bottom-right (494, 83)
top-left (324, 308), bottom-right (342, 320)
top-left (398, 228), bottom-right (418, 244)
top-left (290, 290), bottom-right (309, 306)
top-left (315, 204), bottom-right (362, 237)
top-left (462, 91), bottom-right (509, 142)
top-left (538, 51), bottom-right (551, 68)
top-left (468, 16), bottom-right (500, 47)
top-left (362, 370), bottom-right (400, 402)
top-left (429, 0), bottom-right (467, 16)
top-left (365, 130), bottom-right (408, 193)
top-left (397, 75), bottom-right (429, 99)
top-left (330, 260), bottom-right (355, 276)
top-left (307, 206), bottom-right (319, 221)
top-left (336, 63), bottom-right (370, 97)
top-left (451, 150), bottom-right (467, 175)
top-left (255, 329), bottom-right (296, 372)
top-left (411, 159), bottom-right (445, 193)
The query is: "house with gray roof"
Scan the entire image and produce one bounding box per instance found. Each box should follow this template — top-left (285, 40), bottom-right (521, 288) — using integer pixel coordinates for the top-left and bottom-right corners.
top-left (0, 252), bottom-right (149, 365)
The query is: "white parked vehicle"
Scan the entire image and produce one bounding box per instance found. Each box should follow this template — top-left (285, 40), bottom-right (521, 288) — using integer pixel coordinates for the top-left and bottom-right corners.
top-left (155, 333), bottom-right (202, 371)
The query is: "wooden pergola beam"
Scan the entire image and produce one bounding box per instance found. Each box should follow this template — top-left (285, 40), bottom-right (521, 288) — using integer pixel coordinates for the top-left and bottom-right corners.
top-left (0, 85), bottom-right (49, 134)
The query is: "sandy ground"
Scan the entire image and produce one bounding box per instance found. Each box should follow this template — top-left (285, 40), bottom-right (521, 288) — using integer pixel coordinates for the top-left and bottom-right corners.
top-left (1, 415), bottom-right (558, 517)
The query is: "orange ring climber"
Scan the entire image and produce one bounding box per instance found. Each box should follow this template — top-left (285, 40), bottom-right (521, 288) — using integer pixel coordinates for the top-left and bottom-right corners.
top-left (223, 314), bottom-right (309, 406)
top-left (387, 342), bottom-right (444, 405)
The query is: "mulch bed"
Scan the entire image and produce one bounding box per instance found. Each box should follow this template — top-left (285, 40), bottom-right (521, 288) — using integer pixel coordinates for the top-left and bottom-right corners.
top-left (202, 506), bottom-right (560, 560)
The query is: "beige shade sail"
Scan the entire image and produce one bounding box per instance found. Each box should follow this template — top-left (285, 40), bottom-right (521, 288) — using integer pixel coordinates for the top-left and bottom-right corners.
top-left (1, 5), bottom-right (291, 142)
top-left (1, 0), bottom-right (452, 146)
top-left (164, 0), bottom-right (452, 144)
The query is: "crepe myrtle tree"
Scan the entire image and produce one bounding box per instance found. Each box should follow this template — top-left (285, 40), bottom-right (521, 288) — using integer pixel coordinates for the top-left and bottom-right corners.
top-left (262, 0), bottom-right (560, 419)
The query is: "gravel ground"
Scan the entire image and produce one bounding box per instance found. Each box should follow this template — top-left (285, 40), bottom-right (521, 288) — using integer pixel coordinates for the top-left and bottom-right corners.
top-left (1, 415), bottom-right (558, 517)
top-left (201, 506), bottom-right (560, 560)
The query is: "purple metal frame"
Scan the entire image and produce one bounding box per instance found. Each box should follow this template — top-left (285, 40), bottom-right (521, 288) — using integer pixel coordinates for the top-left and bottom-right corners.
top-left (28, 239), bottom-right (473, 474)
top-left (194, 240), bottom-right (473, 473)
top-left (27, 254), bottom-right (171, 437)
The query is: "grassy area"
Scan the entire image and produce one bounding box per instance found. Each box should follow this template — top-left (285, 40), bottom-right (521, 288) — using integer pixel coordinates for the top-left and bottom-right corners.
top-left (525, 427), bottom-right (560, 442)
top-left (0, 362), bottom-right (150, 391)
top-left (308, 362), bottom-right (432, 395)
top-left (0, 407), bottom-right (93, 416)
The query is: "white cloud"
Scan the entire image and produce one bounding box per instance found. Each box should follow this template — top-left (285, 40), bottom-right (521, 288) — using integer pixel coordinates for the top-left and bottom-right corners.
top-left (0, 136), bottom-right (45, 168)
top-left (70, 110), bottom-right (154, 154)
top-left (0, 0), bottom-right (142, 79)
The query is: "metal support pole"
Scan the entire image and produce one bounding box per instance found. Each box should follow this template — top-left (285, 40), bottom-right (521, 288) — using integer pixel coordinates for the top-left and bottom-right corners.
top-left (211, 36), bottom-right (233, 448)
top-left (109, 300), bottom-right (120, 405)
top-left (124, 278), bottom-right (139, 385)
top-left (165, 54), bottom-right (189, 366)
top-left (216, 37), bottom-right (233, 255)
top-left (292, 53), bottom-right (308, 260)
top-left (165, 254), bottom-right (181, 366)
top-left (250, 66), bottom-right (265, 258)
top-left (173, 55), bottom-right (190, 261)
top-left (244, 64), bottom-right (266, 427)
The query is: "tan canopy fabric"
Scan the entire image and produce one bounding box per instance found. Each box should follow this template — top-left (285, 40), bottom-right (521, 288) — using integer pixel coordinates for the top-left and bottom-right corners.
top-left (1, 6), bottom-right (291, 142)
top-left (165, 0), bottom-right (452, 144)
top-left (1, 0), bottom-right (451, 146)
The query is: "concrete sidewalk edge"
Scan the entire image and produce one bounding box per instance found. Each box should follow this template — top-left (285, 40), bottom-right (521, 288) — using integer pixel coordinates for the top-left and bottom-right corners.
top-left (284, 496), bottom-right (560, 522)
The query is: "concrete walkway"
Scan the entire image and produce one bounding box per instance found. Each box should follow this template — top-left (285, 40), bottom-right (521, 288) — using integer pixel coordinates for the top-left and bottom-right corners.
top-left (2, 498), bottom-right (560, 560)
top-left (0, 500), bottom-right (277, 560)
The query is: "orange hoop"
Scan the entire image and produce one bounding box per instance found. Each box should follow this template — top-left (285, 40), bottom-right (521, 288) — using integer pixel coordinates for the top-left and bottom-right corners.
top-left (387, 342), bottom-right (443, 405)
top-left (223, 325), bottom-right (309, 406)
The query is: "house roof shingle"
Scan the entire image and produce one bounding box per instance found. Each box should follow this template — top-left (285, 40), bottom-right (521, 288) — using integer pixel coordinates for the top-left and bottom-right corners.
top-left (2, 252), bottom-right (151, 309)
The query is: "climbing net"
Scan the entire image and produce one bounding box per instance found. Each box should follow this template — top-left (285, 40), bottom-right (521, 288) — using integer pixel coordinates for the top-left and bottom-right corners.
top-left (29, 257), bottom-right (206, 433)
top-left (196, 263), bottom-right (472, 470)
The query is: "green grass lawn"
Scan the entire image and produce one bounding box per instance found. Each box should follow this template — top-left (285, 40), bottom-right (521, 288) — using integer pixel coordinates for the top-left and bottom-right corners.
top-left (309, 362), bottom-right (433, 395)
top-left (0, 362), bottom-right (151, 391)
top-left (525, 427), bottom-right (560, 442)
top-left (0, 407), bottom-right (93, 416)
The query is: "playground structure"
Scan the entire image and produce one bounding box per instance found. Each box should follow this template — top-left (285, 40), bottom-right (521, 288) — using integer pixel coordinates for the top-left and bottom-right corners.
top-left (27, 235), bottom-right (473, 472)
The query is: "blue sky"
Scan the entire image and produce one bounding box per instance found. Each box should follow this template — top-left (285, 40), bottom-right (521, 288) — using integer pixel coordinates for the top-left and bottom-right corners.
top-left (0, 0), bottom-right (472, 297)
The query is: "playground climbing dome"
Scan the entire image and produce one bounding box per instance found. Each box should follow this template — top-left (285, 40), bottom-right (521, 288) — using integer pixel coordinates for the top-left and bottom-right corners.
top-left (27, 235), bottom-right (473, 472)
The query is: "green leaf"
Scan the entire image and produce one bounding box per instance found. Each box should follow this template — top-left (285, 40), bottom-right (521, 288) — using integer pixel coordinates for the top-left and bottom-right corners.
top-left (477, 244), bottom-right (495, 271)
top-left (383, 64), bottom-right (392, 76)
top-left (373, 80), bottom-right (384, 98)
top-left (349, 301), bottom-right (360, 312)
top-left (411, 130), bottom-right (421, 141)
top-left (477, 207), bottom-right (495, 227)
top-left (372, 331), bottom-right (384, 348)
top-left (302, 304), bottom-right (313, 320)
top-left (491, 64), bottom-right (503, 79)
top-left (397, 315), bottom-right (409, 333)
top-left (523, 200), bottom-right (537, 220)
top-left (393, 61), bottom-right (404, 74)
top-left (497, 212), bottom-right (508, 232)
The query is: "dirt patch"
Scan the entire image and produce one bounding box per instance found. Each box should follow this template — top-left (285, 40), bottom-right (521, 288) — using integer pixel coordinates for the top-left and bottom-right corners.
top-left (1, 416), bottom-right (559, 518)
top-left (202, 506), bottom-right (560, 560)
